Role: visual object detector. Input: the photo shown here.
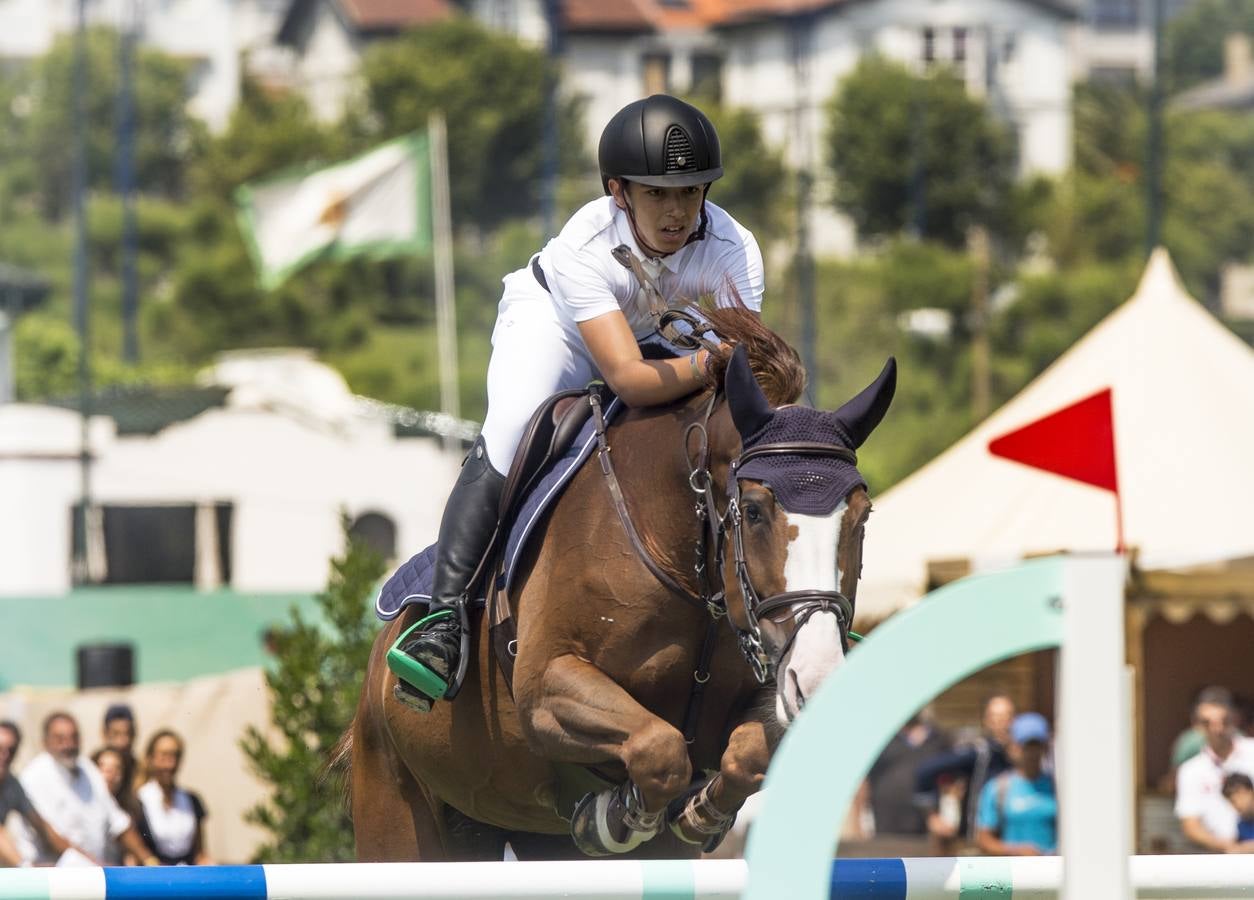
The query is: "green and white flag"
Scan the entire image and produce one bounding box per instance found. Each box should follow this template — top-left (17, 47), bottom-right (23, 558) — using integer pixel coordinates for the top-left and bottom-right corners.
top-left (235, 134), bottom-right (432, 289)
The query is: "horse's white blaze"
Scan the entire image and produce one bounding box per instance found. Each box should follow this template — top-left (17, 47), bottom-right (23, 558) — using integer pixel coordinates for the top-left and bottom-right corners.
top-left (776, 503), bottom-right (849, 726)
top-left (781, 504), bottom-right (846, 594)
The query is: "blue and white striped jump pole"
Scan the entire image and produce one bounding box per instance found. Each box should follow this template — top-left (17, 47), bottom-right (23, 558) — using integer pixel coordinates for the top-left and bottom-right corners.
top-left (1, 857), bottom-right (1253, 900)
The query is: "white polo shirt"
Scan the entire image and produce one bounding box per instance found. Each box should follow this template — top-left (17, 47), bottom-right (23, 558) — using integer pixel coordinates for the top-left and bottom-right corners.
top-left (535, 197), bottom-right (764, 339)
top-left (1175, 736), bottom-right (1254, 842)
top-left (18, 751), bottom-right (131, 864)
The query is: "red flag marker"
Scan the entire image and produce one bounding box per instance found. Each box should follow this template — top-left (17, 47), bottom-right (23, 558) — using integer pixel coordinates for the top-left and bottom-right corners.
top-left (989, 388), bottom-right (1123, 552)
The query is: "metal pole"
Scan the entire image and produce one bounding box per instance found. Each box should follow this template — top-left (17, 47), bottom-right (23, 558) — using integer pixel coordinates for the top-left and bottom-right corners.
top-left (1146, 0), bottom-right (1165, 255)
top-left (540, 0), bottom-right (563, 240)
top-left (116, 0), bottom-right (139, 363)
top-left (969, 225), bottom-right (991, 421)
top-left (72, 0), bottom-right (94, 584)
top-left (428, 111), bottom-right (460, 449)
top-left (792, 15), bottom-right (817, 405)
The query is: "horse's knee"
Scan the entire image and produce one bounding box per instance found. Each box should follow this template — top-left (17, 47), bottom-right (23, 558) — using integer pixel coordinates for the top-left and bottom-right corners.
top-left (622, 720), bottom-right (691, 804)
top-left (720, 727), bottom-right (770, 796)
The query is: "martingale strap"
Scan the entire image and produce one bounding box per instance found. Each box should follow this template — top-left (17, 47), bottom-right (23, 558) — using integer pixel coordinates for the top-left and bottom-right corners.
top-left (588, 391), bottom-right (706, 612)
top-left (588, 388), bottom-right (725, 745)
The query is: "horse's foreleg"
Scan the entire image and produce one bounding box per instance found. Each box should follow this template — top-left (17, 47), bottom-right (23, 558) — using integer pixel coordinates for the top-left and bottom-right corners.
top-left (518, 653), bottom-right (693, 810)
top-left (516, 653), bottom-right (692, 854)
top-left (669, 718), bottom-right (771, 849)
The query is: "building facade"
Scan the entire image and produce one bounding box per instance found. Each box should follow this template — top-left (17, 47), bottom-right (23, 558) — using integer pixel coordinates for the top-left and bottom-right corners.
top-left (0, 351), bottom-right (465, 596)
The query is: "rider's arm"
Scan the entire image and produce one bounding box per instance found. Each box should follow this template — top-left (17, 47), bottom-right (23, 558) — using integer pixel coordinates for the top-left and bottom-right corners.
top-left (578, 310), bottom-right (710, 408)
top-left (24, 807), bottom-right (72, 859)
top-left (0, 823), bottom-right (22, 867)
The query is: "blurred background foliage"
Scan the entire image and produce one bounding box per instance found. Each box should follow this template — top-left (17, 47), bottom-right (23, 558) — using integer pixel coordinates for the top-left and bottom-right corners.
top-left (5, 16), bottom-right (1254, 494)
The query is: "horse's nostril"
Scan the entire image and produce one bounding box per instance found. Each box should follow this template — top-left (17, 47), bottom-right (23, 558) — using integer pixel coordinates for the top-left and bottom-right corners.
top-left (790, 670), bottom-right (806, 711)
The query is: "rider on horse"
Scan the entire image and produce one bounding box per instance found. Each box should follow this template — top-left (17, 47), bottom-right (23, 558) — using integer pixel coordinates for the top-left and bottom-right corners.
top-left (392, 94), bottom-right (767, 713)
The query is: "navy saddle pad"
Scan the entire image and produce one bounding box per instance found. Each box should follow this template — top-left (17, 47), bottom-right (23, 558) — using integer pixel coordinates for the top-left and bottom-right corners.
top-left (375, 395), bottom-right (623, 622)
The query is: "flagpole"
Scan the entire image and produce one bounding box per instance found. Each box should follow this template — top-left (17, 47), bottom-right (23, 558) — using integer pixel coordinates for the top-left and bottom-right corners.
top-left (1114, 490), bottom-right (1126, 556)
top-left (428, 110), bottom-right (460, 451)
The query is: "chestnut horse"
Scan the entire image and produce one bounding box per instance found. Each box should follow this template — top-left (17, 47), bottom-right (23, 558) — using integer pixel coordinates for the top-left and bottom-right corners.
top-left (343, 311), bottom-right (895, 861)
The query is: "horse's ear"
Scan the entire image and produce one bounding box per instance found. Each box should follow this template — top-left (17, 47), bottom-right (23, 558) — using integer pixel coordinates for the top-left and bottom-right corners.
top-left (834, 357), bottom-right (897, 449)
top-left (725, 344), bottom-right (773, 439)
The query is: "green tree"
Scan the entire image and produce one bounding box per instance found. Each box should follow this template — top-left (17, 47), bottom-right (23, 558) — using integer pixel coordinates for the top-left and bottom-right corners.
top-left (699, 103), bottom-right (790, 239)
top-left (1166, 0), bottom-right (1254, 92)
top-left (351, 18), bottom-right (586, 232)
top-left (191, 77), bottom-right (339, 200)
top-left (240, 523), bottom-right (385, 863)
top-left (824, 57), bottom-right (1017, 247)
top-left (0, 28), bottom-right (205, 220)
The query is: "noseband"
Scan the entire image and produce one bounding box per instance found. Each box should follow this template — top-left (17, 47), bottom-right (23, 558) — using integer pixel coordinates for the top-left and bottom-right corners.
top-left (589, 387), bottom-right (857, 687)
top-left (696, 434), bottom-right (857, 682)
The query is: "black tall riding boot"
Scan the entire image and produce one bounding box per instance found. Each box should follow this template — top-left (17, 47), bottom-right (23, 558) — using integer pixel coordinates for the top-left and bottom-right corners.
top-left (388, 437), bottom-right (506, 712)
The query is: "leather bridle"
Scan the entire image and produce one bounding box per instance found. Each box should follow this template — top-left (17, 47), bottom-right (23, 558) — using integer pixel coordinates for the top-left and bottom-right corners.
top-left (589, 382), bottom-right (858, 687)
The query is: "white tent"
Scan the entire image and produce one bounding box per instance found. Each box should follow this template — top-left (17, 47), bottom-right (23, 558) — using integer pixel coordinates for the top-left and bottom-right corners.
top-left (858, 248), bottom-right (1254, 621)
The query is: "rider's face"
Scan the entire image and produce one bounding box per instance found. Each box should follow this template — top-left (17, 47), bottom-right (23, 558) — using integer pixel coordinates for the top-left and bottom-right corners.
top-left (609, 179), bottom-right (706, 255)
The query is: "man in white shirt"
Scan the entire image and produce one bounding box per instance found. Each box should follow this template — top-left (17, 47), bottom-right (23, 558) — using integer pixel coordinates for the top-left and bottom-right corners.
top-left (1175, 687), bottom-right (1254, 851)
top-left (18, 711), bottom-right (154, 865)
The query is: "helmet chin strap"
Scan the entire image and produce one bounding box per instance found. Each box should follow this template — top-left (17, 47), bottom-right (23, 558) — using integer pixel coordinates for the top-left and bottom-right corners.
top-left (619, 184), bottom-right (712, 260)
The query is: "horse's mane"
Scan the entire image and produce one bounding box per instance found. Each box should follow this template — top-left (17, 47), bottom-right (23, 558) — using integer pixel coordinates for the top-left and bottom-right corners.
top-left (700, 305), bottom-right (806, 406)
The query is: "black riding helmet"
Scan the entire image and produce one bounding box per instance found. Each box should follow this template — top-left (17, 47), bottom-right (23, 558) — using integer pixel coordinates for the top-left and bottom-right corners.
top-left (599, 94), bottom-right (723, 194)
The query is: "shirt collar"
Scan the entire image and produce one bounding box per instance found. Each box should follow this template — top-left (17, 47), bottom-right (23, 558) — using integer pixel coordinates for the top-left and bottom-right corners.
top-left (1203, 740), bottom-right (1236, 766)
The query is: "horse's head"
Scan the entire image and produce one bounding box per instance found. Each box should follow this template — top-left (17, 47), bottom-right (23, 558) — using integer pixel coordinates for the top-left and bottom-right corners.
top-left (716, 345), bottom-right (895, 728)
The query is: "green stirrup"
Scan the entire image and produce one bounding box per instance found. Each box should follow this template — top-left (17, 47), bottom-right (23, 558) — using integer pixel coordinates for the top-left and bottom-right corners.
top-left (385, 610), bottom-right (455, 701)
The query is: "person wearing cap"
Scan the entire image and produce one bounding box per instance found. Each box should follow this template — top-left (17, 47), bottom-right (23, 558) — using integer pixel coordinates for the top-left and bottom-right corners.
top-left (391, 94), bottom-right (762, 713)
top-left (974, 712), bottom-right (1057, 856)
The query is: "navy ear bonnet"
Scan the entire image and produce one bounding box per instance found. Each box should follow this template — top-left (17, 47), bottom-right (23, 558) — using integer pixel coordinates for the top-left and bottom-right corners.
top-left (723, 345), bottom-right (896, 517)
top-left (733, 407), bottom-right (865, 516)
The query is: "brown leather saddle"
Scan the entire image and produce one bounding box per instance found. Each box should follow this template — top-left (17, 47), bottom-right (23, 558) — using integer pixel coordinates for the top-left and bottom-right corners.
top-left (466, 385), bottom-right (607, 691)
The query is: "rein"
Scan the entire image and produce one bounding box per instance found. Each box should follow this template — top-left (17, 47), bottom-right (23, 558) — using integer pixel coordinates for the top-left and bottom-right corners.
top-left (587, 378), bottom-right (859, 702)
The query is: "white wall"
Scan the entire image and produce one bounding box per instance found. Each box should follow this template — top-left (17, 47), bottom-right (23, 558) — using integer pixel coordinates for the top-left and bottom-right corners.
top-left (0, 357), bottom-right (465, 597)
top-left (465, 0), bottom-right (548, 46)
top-left (0, 405), bottom-right (115, 596)
top-left (292, 0), bottom-right (364, 123)
top-left (0, 0), bottom-right (287, 133)
top-left (1069, 22), bottom-right (1153, 82)
top-left (709, 0), bottom-right (1072, 253)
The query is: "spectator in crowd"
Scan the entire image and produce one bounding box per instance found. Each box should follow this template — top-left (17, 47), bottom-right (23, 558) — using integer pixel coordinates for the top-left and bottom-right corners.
top-left (1164, 687), bottom-right (1223, 790)
top-left (98, 705), bottom-right (138, 801)
top-left (136, 730), bottom-right (211, 865)
top-left (19, 712), bottom-right (155, 866)
top-left (91, 747), bottom-right (137, 865)
top-left (0, 719), bottom-right (78, 867)
top-left (915, 693), bottom-right (1016, 852)
top-left (1222, 773), bottom-right (1254, 851)
top-left (974, 712), bottom-right (1057, 856)
top-left (866, 709), bottom-right (950, 837)
top-left (1175, 686), bottom-right (1254, 852)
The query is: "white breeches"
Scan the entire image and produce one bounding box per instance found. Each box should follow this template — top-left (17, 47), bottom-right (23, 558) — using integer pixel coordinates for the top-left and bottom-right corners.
top-left (479, 266), bottom-right (600, 472)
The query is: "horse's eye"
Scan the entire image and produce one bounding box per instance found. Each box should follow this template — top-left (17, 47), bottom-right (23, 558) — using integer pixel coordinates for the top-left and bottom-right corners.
top-left (743, 502), bottom-right (763, 524)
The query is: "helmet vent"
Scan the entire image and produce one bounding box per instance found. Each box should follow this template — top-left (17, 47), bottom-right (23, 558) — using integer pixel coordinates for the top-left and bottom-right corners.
top-left (664, 126), bottom-right (697, 173)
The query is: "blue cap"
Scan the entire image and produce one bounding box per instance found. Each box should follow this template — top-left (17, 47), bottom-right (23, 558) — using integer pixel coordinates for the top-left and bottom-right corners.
top-left (1011, 712), bottom-right (1050, 745)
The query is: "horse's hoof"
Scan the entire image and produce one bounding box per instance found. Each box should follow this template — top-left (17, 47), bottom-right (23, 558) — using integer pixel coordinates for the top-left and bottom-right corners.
top-left (570, 784), bottom-right (662, 856)
top-left (392, 682), bottom-right (434, 714)
top-left (666, 782), bottom-right (737, 852)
